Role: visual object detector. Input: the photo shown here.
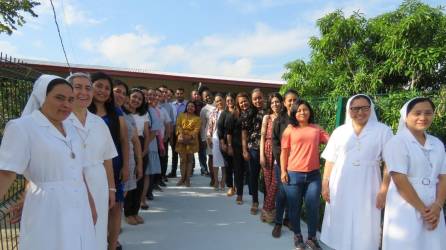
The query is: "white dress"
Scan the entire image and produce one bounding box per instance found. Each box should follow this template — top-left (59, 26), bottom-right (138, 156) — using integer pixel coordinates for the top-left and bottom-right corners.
top-left (320, 121), bottom-right (393, 250)
top-left (211, 111), bottom-right (225, 167)
top-left (0, 110), bottom-right (96, 250)
top-left (382, 129), bottom-right (446, 250)
top-left (67, 112), bottom-right (117, 250)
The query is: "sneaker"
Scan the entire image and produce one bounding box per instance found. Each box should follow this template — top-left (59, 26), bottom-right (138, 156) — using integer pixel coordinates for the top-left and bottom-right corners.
top-left (154, 185), bottom-right (163, 191)
top-left (271, 224), bottom-right (282, 238)
top-left (159, 181), bottom-right (167, 187)
top-left (306, 237), bottom-right (322, 250)
top-left (294, 234), bottom-right (306, 250)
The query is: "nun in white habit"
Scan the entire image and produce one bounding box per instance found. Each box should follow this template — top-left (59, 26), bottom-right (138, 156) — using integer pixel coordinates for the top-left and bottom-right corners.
top-left (320, 94), bottom-right (393, 250)
top-left (382, 97), bottom-right (446, 250)
top-left (66, 73), bottom-right (118, 250)
top-left (0, 75), bottom-right (96, 250)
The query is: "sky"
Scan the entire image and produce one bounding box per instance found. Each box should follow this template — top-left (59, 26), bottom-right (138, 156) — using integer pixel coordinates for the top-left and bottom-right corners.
top-left (0, 0), bottom-right (443, 81)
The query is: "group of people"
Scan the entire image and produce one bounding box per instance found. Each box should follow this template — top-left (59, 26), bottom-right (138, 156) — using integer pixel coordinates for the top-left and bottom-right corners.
top-left (0, 72), bottom-right (445, 250)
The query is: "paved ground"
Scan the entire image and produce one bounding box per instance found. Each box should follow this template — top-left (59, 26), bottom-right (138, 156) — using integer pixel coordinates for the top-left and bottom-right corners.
top-left (119, 164), bottom-right (330, 250)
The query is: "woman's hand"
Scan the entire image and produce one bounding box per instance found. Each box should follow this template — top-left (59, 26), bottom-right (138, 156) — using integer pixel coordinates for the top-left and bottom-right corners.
top-left (121, 164), bottom-right (129, 182)
top-left (227, 146), bottom-right (233, 156)
top-left (281, 171), bottom-right (288, 184)
top-left (322, 179), bottom-right (330, 203)
top-left (136, 163), bottom-right (143, 181)
top-left (375, 190), bottom-right (387, 209)
top-left (9, 196), bottom-right (24, 224)
top-left (220, 142), bottom-right (227, 153)
top-left (423, 203), bottom-right (442, 230)
top-left (260, 155), bottom-right (265, 168)
top-left (108, 191), bottom-right (116, 209)
top-left (243, 150), bottom-right (250, 161)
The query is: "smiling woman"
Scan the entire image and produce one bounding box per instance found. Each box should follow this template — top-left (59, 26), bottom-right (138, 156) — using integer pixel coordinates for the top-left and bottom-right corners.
top-left (0, 74), bottom-right (97, 250)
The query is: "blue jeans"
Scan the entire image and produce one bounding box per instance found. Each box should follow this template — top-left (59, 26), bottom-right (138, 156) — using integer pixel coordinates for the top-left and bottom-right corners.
top-left (274, 164), bottom-right (288, 225)
top-left (198, 140), bottom-right (208, 173)
top-left (283, 170), bottom-right (321, 238)
top-left (248, 148), bottom-right (260, 203)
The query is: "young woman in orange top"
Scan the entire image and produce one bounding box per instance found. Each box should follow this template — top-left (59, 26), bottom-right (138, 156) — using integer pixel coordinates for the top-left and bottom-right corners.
top-left (280, 99), bottom-right (329, 250)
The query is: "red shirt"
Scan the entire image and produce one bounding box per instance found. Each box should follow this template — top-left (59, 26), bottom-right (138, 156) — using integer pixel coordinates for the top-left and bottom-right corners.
top-left (281, 124), bottom-right (329, 172)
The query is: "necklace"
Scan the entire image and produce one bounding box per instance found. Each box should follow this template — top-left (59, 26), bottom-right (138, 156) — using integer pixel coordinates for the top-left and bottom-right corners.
top-left (75, 127), bottom-right (90, 149)
top-left (62, 139), bottom-right (76, 159)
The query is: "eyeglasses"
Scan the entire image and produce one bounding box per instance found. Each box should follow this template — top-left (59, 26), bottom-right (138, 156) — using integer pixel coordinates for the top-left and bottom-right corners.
top-left (350, 105), bottom-right (371, 113)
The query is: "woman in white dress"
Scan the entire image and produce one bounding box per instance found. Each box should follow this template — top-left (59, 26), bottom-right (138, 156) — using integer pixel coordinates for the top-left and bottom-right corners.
top-left (382, 97), bottom-right (446, 250)
top-left (0, 75), bottom-right (96, 250)
top-left (207, 94), bottom-right (225, 191)
top-left (320, 94), bottom-right (393, 250)
top-left (66, 73), bottom-right (118, 250)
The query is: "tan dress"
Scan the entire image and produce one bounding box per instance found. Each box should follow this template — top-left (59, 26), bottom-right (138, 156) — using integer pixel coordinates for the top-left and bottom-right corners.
top-left (175, 113), bottom-right (201, 154)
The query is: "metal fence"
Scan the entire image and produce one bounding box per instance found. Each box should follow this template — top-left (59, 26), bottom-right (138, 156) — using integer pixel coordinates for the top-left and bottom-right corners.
top-left (0, 53), bottom-right (40, 250)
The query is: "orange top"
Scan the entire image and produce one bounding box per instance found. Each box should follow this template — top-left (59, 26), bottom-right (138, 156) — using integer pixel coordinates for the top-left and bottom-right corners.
top-left (281, 124), bottom-right (329, 172)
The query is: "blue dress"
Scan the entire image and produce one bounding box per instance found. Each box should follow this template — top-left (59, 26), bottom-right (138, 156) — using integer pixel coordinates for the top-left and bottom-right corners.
top-left (101, 107), bottom-right (125, 202)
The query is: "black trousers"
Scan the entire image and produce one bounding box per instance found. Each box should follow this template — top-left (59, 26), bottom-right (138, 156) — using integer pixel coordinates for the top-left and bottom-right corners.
top-left (124, 136), bottom-right (148, 216)
top-left (169, 131), bottom-right (178, 174)
top-left (160, 140), bottom-right (169, 177)
top-left (233, 145), bottom-right (247, 196)
top-left (223, 151), bottom-right (234, 188)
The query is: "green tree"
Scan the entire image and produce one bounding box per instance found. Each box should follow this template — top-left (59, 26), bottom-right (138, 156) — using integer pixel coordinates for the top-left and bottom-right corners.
top-left (282, 0), bottom-right (446, 96)
top-left (0, 0), bottom-right (40, 35)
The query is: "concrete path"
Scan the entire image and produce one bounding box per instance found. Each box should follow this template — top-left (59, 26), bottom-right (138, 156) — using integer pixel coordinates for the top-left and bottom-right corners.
top-left (119, 167), bottom-right (330, 250)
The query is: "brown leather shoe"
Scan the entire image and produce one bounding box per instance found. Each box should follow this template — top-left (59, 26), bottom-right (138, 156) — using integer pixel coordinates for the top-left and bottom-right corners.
top-left (250, 202), bottom-right (259, 215)
top-left (272, 224), bottom-right (282, 238)
top-left (283, 218), bottom-right (292, 230)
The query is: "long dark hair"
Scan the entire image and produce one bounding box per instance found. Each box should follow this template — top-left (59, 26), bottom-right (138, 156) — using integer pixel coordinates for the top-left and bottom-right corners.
top-left (88, 71), bottom-right (121, 146)
top-left (289, 99), bottom-right (315, 127)
top-left (280, 88), bottom-right (299, 117)
top-left (266, 92), bottom-right (283, 115)
top-left (128, 88), bottom-right (148, 116)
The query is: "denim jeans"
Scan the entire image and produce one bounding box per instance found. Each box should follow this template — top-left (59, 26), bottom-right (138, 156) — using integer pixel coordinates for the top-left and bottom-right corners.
top-left (198, 140), bottom-right (208, 173)
top-left (248, 148), bottom-right (260, 203)
top-left (274, 163), bottom-right (288, 225)
top-left (283, 169), bottom-right (321, 238)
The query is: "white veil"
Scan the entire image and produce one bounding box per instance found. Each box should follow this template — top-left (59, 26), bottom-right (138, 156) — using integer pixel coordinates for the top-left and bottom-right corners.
top-left (397, 97), bottom-right (420, 135)
top-left (21, 74), bottom-right (63, 117)
top-left (344, 94), bottom-right (378, 126)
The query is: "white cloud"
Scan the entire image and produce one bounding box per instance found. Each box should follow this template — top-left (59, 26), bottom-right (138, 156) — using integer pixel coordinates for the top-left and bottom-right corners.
top-left (81, 23), bottom-right (310, 80)
top-left (96, 31), bottom-right (161, 67)
top-left (63, 3), bottom-right (103, 26)
top-left (0, 41), bottom-right (18, 55)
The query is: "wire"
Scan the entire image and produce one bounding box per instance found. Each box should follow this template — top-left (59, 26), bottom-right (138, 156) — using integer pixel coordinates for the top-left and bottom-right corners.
top-left (49, 0), bottom-right (72, 73)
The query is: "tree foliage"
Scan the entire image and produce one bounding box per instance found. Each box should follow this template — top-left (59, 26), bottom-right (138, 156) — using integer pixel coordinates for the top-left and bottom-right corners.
top-left (282, 0), bottom-right (446, 97)
top-left (0, 0), bottom-right (40, 35)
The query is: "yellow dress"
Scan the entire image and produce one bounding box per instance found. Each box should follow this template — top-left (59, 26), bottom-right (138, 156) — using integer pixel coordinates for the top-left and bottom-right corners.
top-left (175, 113), bottom-right (201, 154)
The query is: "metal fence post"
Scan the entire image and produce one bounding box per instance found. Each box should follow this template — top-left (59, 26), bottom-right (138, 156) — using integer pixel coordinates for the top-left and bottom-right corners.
top-left (335, 96), bottom-right (347, 128)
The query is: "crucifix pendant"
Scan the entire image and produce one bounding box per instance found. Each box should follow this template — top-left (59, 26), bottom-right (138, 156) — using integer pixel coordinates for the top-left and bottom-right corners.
top-left (71, 152), bottom-right (76, 159)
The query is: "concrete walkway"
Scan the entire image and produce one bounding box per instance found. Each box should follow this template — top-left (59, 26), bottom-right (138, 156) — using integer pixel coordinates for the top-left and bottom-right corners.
top-left (119, 167), bottom-right (330, 250)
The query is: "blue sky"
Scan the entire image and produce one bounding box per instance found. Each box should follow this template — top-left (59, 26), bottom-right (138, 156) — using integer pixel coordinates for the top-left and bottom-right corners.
top-left (0, 0), bottom-right (443, 81)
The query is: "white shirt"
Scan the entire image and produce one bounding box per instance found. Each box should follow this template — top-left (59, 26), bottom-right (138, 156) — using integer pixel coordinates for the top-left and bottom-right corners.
top-left (132, 113), bottom-right (150, 137)
top-left (158, 105), bottom-right (171, 137)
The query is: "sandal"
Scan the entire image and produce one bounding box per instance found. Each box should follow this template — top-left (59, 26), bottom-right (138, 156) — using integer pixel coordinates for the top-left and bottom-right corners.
top-left (250, 202), bottom-right (259, 215)
top-left (236, 195), bottom-right (243, 205)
